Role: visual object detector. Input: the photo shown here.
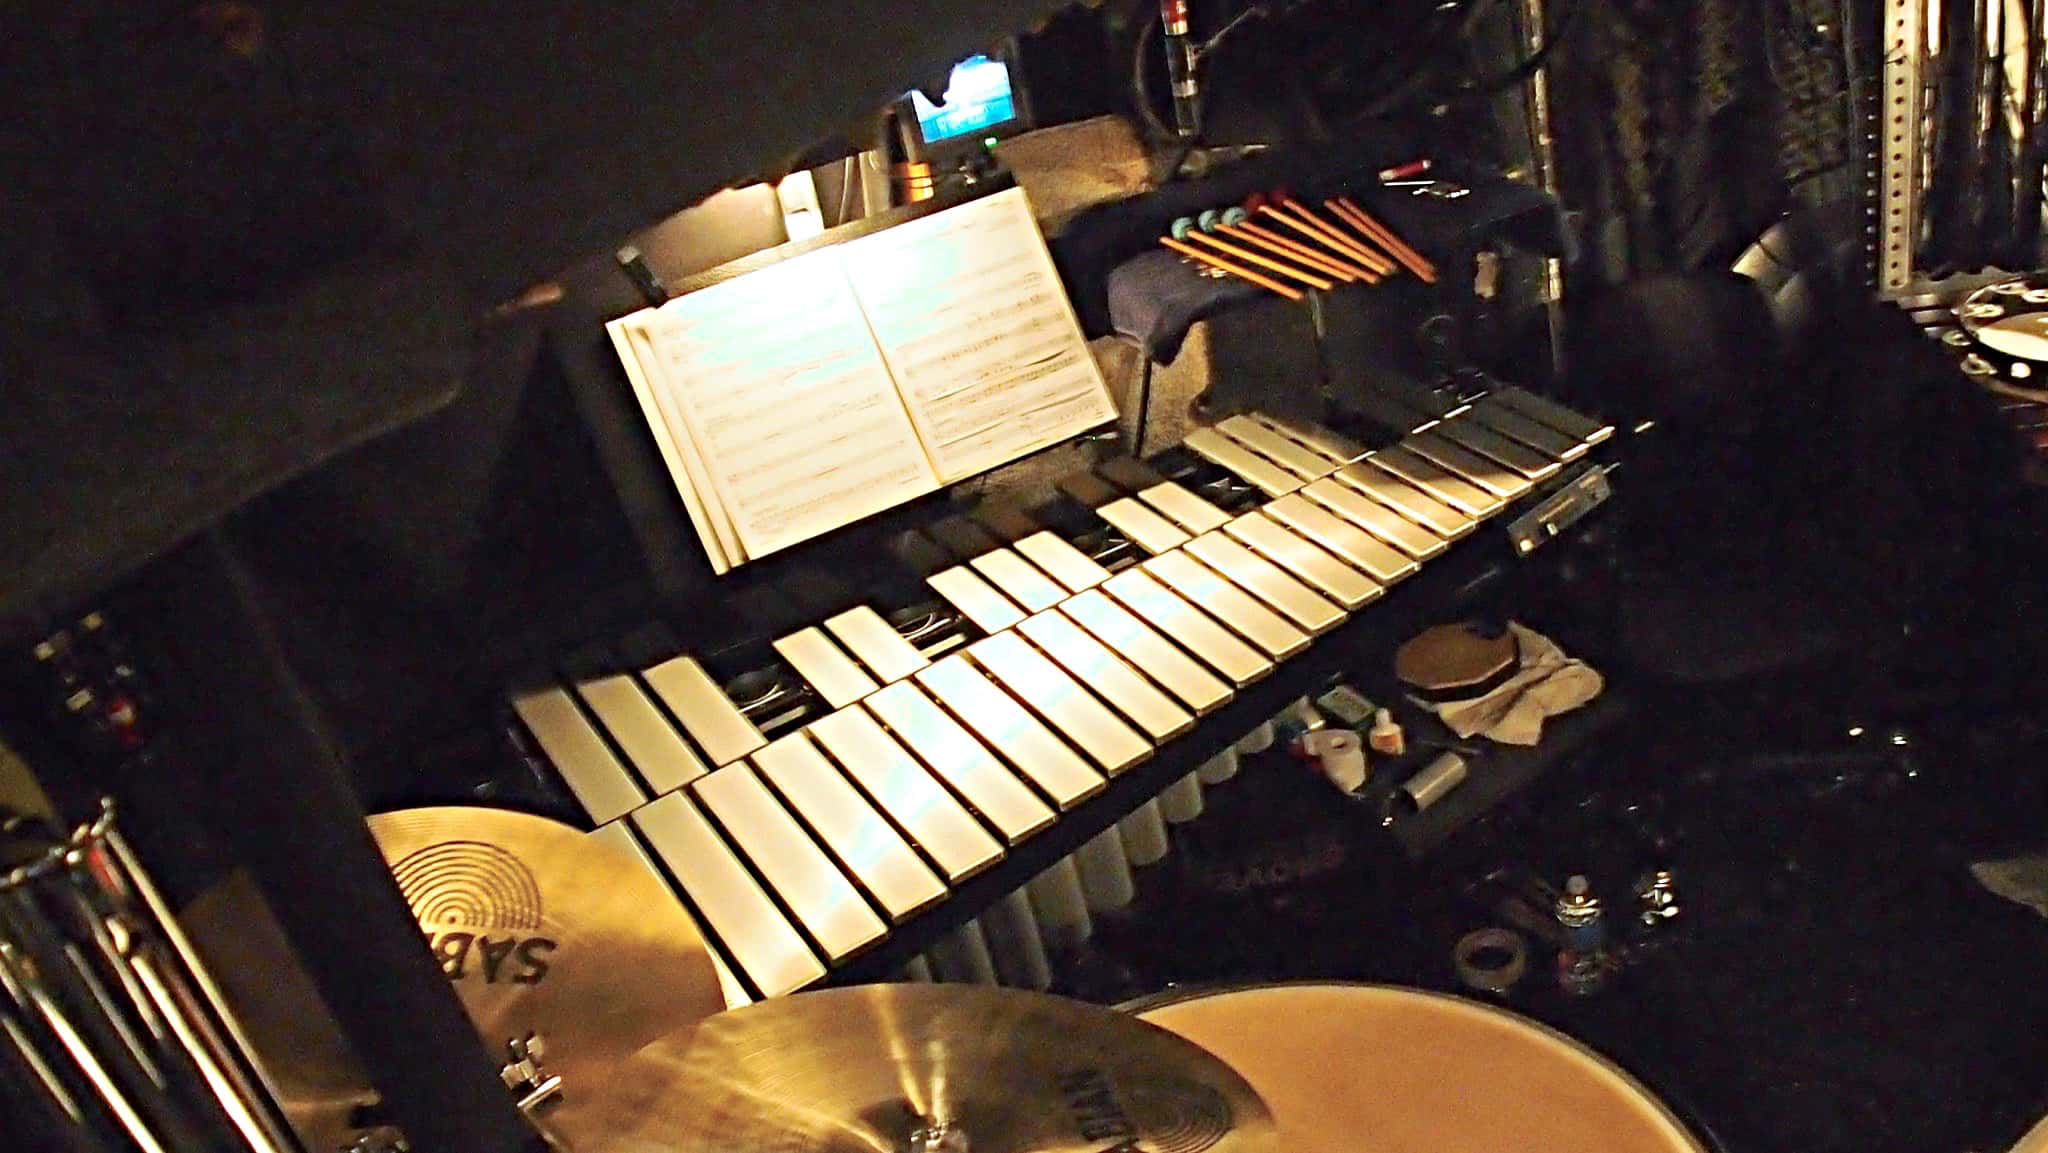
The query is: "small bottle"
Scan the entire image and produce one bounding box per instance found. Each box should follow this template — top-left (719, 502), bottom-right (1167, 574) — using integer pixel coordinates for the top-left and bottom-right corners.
top-left (1367, 708), bottom-right (1406, 756)
top-left (1554, 874), bottom-right (1609, 996)
top-left (1554, 875), bottom-right (1605, 950)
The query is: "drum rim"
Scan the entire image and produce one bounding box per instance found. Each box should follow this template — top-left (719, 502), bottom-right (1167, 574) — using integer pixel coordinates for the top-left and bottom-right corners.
top-left (1119, 979), bottom-right (1715, 1153)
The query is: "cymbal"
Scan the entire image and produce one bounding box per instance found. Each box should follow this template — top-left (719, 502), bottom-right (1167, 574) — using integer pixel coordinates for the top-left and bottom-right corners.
top-left (544, 983), bottom-right (1278, 1153)
top-left (365, 807), bottom-right (725, 1068)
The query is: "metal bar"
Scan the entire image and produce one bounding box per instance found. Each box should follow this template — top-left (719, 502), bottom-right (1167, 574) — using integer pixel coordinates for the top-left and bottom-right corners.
top-left (1286, 480), bottom-right (1444, 561)
top-left (823, 605), bottom-right (930, 683)
top-left (1492, 386), bottom-right (1614, 444)
top-left (588, 822), bottom-right (750, 1008)
top-left (1142, 551), bottom-right (1312, 658)
top-left (1331, 460), bottom-right (1478, 537)
top-left (1270, 487), bottom-right (1427, 581)
top-left (969, 550), bottom-right (1068, 612)
top-left (692, 764), bottom-right (886, 961)
top-left (642, 655), bottom-right (768, 766)
top-left (1182, 533), bottom-right (1347, 634)
top-left (772, 628), bottom-right (879, 709)
top-left (1182, 427), bottom-right (1302, 496)
top-left (913, 656), bottom-right (1105, 808)
top-left (1467, 396), bottom-right (1587, 460)
top-left (1101, 570), bottom-right (1274, 685)
top-left (1881, 0), bottom-right (1925, 292)
top-left (1058, 590), bottom-right (1232, 714)
top-left (927, 567), bottom-right (1027, 634)
top-left (864, 681), bottom-right (1055, 844)
top-left (511, 687), bottom-right (646, 823)
top-left (1013, 532), bottom-right (1110, 592)
top-left (967, 632), bottom-right (1152, 773)
top-left (1095, 498), bottom-right (1191, 555)
top-left (1017, 611), bottom-right (1195, 741)
top-left (575, 674), bottom-right (711, 793)
top-left (751, 733), bottom-right (947, 921)
top-left (1221, 513), bottom-right (1383, 610)
top-left (631, 793), bottom-right (826, 997)
top-left (1360, 447), bottom-right (1502, 516)
top-left (1135, 482), bottom-right (1231, 534)
top-left (1433, 417), bottom-right (1562, 479)
top-left (1215, 414), bottom-right (1342, 479)
top-left (1405, 432), bottom-right (1533, 499)
top-left (807, 707), bottom-right (1005, 881)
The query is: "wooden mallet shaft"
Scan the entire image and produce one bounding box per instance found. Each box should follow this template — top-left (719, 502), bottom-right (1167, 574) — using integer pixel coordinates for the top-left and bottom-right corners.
top-left (1185, 230), bottom-right (1334, 290)
top-left (1160, 236), bottom-right (1304, 300)
top-left (1227, 220), bottom-right (1377, 282)
top-left (1264, 200), bottom-right (1397, 275)
top-left (1333, 197), bottom-right (1437, 282)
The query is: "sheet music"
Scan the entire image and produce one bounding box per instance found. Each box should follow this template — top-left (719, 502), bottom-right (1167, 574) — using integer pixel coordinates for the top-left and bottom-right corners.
top-left (632, 246), bottom-right (937, 560)
top-left (844, 187), bottom-right (1116, 481)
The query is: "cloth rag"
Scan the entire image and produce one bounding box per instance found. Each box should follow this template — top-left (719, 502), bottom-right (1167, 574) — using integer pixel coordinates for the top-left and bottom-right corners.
top-left (1427, 622), bottom-right (1602, 745)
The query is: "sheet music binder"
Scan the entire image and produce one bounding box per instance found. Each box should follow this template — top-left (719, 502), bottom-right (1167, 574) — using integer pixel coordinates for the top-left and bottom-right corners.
top-left (609, 186), bottom-right (1115, 574)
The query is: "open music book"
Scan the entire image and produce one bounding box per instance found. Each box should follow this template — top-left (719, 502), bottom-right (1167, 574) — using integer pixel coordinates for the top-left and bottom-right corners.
top-left (610, 187), bottom-right (1116, 573)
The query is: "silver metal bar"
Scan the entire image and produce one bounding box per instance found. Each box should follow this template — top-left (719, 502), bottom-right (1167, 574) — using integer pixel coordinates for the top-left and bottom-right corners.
top-left (1434, 417), bottom-right (1562, 479)
top-left (969, 549), bottom-right (1068, 612)
top-left (692, 764), bottom-right (885, 961)
top-left (1058, 590), bottom-right (1231, 714)
top-left (1142, 551), bottom-right (1312, 657)
top-left (1017, 611), bottom-right (1194, 740)
top-left (1183, 533), bottom-right (1346, 634)
top-left (1332, 459), bottom-right (1478, 537)
top-left (642, 655), bottom-right (768, 766)
top-left (1215, 413), bottom-right (1341, 479)
top-left (1406, 431), bottom-right (1533, 499)
top-left (772, 627), bottom-right (879, 709)
top-left (927, 567), bottom-right (1026, 634)
top-left (1101, 570), bottom-right (1273, 685)
top-left (807, 707), bottom-right (1005, 881)
top-left (1014, 532), bottom-right (1110, 592)
top-left (1222, 512), bottom-right (1383, 610)
top-left (864, 681), bottom-right (1055, 844)
top-left (1468, 396), bottom-right (1587, 460)
top-left (631, 792), bottom-right (826, 998)
top-left (575, 674), bottom-right (710, 794)
top-left (1135, 481), bottom-right (1231, 534)
top-left (1361, 447), bottom-right (1501, 516)
top-left (511, 687), bottom-right (646, 823)
top-left (1095, 497), bottom-right (1190, 555)
top-left (1492, 385), bottom-right (1614, 445)
top-left (1252, 413), bottom-right (1368, 464)
top-left (824, 605), bottom-right (931, 683)
top-left (1287, 480), bottom-right (1444, 561)
top-left (967, 632), bottom-right (1152, 774)
top-left (751, 732), bottom-right (948, 920)
top-left (1183, 426), bottom-right (1302, 496)
top-left (913, 656), bottom-right (1104, 808)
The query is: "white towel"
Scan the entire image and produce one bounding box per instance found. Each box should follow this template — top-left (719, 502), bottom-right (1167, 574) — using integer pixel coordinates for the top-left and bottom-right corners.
top-left (1428, 622), bottom-right (1603, 746)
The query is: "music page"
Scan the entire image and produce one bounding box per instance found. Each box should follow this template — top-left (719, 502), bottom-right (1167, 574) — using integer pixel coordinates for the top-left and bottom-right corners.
top-left (844, 187), bottom-right (1116, 481)
top-left (632, 246), bottom-right (937, 560)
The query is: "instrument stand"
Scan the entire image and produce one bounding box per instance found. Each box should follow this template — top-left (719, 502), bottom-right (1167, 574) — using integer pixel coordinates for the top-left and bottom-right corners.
top-left (131, 530), bottom-right (546, 1153)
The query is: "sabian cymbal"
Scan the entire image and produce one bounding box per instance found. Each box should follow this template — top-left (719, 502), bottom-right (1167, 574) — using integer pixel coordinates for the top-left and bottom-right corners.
top-left (365, 806), bottom-right (725, 1066)
top-left (544, 984), bottom-right (1278, 1153)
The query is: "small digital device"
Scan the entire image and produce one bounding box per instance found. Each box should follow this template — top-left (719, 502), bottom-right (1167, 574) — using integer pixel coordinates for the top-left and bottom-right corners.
top-left (901, 51), bottom-right (1028, 161)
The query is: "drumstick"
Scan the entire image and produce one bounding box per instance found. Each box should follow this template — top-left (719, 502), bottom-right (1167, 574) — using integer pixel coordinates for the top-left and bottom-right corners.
top-left (1263, 199), bottom-right (1397, 275)
top-left (1184, 230), bottom-right (1335, 290)
top-left (1188, 208), bottom-right (1353, 282)
top-left (1160, 236), bottom-right (1304, 300)
top-left (1334, 196), bottom-right (1438, 282)
top-left (1223, 214), bottom-right (1376, 282)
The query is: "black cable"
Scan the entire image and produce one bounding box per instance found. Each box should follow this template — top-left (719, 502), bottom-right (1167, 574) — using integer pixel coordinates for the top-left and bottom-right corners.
top-left (1132, 346), bottom-right (1156, 456)
top-left (1131, 8), bottom-right (1178, 142)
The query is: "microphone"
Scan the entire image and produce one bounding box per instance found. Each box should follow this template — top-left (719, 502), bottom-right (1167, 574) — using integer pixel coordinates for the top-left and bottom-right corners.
top-left (1160, 0), bottom-right (1201, 139)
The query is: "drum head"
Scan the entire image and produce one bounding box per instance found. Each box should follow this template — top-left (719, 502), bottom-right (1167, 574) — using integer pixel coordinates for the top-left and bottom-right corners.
top-left (1134, 983), bottom-right (1705, 1153)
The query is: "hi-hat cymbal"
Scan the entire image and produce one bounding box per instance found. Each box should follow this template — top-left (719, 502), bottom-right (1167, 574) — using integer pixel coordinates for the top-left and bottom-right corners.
top-left (365, 806), bottom-right (725, 1067)
top-left (543, 983), bottom-right (1277, 1153)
